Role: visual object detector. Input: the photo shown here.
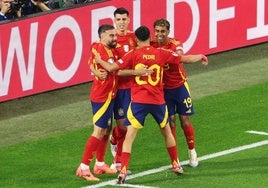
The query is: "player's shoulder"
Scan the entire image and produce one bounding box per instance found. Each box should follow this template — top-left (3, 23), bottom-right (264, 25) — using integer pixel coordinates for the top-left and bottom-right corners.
top-left (158, 47), bottom-right (172, 53)
top-left (92, 42), bottom-right (108, 56)
top-left (125, 30), bottom-right (136, 38)
top-left (91, 41), bottom-right (102, 49)
top-left (158, 47), bottom-right (179, 57)
top-left (90, 41), bottom-right (101, 53)
top-left (168, 38), bottom-right (183, 46)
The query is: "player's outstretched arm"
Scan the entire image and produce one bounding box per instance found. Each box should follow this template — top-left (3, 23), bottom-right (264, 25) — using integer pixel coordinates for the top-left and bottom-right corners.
top-left (118, 66), bottom-right (153, 77)
top-left (181, 54), bottom-right (208, 66)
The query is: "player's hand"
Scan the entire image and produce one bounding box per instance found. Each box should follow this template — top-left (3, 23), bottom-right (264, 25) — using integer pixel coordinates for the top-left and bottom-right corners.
top-left (134, 65), bottom-right (153, 76)
top-left (201, 54), bottom-right (208, 66)
top-left (97, 69), bottom-right (108, 80)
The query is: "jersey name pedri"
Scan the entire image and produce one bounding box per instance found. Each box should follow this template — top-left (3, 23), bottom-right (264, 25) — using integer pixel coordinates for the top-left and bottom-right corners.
top-left (115, 31), bottom-right (137, 89)
top-left (89, 42), bottom-right (118, 102)
top-left (116, 46), bottom-right (181, 105)
top-left (151, 38), bottom-right (187, 89)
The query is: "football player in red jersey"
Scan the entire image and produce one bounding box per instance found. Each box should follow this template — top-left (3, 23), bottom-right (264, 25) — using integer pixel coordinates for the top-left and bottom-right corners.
top-left (78, 24), bottom-right (149, 182)
top-left (151, 19), bottom-right (208, 167)
top-left (75, 24), bottom-right (118, 182)
top-left (90, 7), bottom-right (138, 173)
top-left (109, 7), bottom-right (137, 172)
top-left (95, 25), bottom-right (208, 184)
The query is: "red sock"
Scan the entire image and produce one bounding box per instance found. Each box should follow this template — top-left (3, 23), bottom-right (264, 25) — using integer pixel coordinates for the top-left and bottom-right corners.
top-left (171, 126), bottom-right (176, 141)
top-left (114, 129), bottom-right (126, 163)
top-left (183, 125), bottom-right (195, 149)
top-left (81, 136), bottom-right (101, 165)
top-left (96, 135), bottom-right (109, 162)
top-left (167, 146), bottom-right (179, 167)
top-left (120, 152), bottom-right (131, 172)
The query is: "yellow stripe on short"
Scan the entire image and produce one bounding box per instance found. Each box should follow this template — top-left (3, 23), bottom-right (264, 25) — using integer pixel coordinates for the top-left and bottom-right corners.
top-left (93, 91), bottom-right (112, 124)
top-left (184, 81), bottom-right (191, 96)
top-left (127, 103), bottom-right (143, 129)
top-left (159, 106), bottom-right (168, 128)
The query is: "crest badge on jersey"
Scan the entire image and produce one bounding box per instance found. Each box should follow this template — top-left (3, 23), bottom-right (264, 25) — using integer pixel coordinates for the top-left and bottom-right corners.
top-left (123, 45), bottom-right (130, 52)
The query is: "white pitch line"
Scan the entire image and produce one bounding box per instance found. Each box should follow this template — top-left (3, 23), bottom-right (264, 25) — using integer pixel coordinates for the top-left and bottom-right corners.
top-left (246, 130), bottom-right (268, 136)
top-left (198, 140), bottom-right (268, 161)
top-left (83, 140), bottom-right (268, 188)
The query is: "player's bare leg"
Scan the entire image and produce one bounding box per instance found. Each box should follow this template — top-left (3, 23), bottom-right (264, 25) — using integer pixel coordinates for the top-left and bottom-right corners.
top-left (169, 114), bottom-right (177, 140)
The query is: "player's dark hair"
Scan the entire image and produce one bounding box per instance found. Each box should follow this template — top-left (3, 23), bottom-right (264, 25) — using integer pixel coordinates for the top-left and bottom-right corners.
top-left (135, 26), bottom-right (150, 41)
top-left (153, 18), bottom-right (170, 31)
top-left (114, 7), bottom-right (129, 17)
top-left (98, 24), bottom-right (115, 38)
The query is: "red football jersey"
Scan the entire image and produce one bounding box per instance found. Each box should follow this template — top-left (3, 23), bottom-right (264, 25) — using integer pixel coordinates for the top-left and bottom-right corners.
top-left (89, 42), bottom-right (118, 102)
top-left (116, 46), bottom-right (181, 104)
top-left (151, 37), bottom-right (187, 89)
top-left (115, 31), bottom-right (137, 89)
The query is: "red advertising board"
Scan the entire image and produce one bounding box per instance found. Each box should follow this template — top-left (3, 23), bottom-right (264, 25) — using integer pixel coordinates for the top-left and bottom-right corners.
top-left (0, 0), bottom-right (267, 102)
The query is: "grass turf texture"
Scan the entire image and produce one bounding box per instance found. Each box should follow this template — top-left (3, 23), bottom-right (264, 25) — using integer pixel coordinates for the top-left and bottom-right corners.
top-left (0, 42), bottom-right (268, 187)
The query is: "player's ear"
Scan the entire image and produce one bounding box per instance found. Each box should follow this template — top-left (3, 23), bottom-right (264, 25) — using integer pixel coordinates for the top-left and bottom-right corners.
top-left (167, 30), bottom-right (170, 35)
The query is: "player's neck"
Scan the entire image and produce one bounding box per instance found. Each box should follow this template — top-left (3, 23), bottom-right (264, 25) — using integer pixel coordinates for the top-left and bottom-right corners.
top-left (117, 29), bottom-right (127, 36)
top-left (138, 41), bottom-right (150, 47)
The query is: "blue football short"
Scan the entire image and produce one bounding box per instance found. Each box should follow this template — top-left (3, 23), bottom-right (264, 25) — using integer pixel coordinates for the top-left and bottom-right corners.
top-left (164, 82), bottom-right (195, 116)
top-left (113, 88), bottom-right (131, 120)
top-left (91, 99), bottom-right (115, 128)
top-left (125, 102), bottom-right (169, 129)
